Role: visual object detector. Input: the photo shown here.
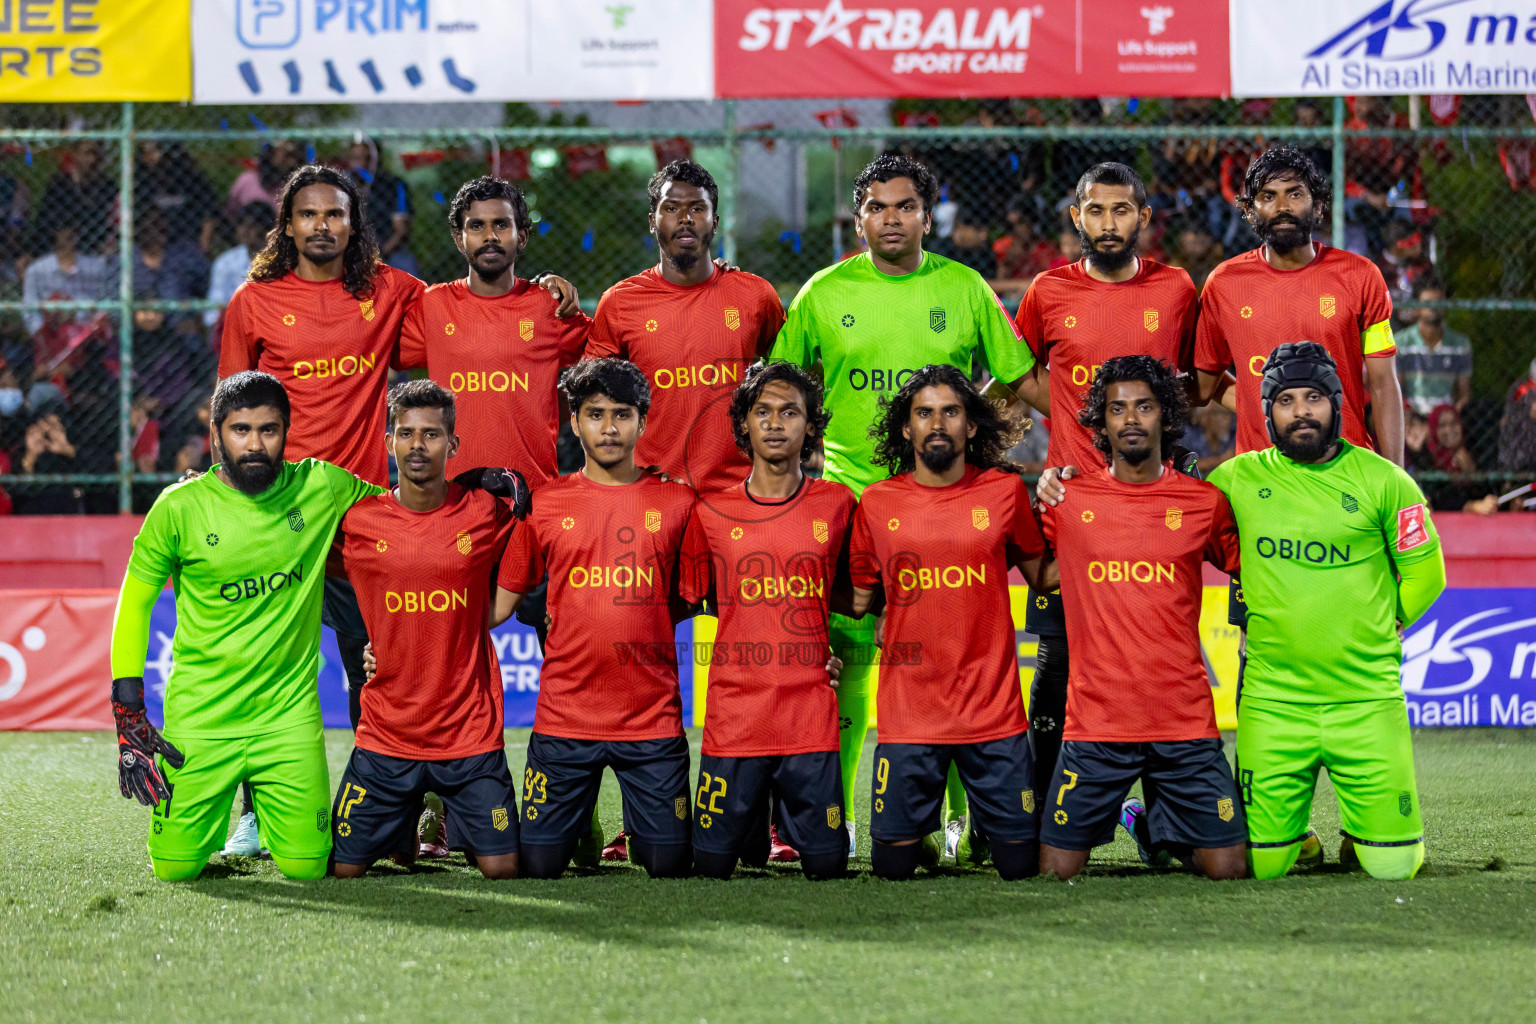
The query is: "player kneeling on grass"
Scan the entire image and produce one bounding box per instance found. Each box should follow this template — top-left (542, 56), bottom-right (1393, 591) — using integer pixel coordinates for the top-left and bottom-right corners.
top-left (109, 372), bottom-right (386, 882)
top-left (331, 380), bottom-right (530, 880)
top-left (1207, 343), bottom-right (1444, 880)
top-left (847, 364), bottom-right (1051, 881)
top-left (1034, 356), bottom-right (1248, 881)
top-left (681, 362), bottom-right (856, 880)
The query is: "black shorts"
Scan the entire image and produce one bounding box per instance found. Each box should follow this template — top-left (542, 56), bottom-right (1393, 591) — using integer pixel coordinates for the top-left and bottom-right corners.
top-left (1040, 738), bottom-right (1248, 851)
top-left (1228, 578), bottom-right (1249, 629)
top-left (870, 731), bottom-right (1037, 843)
top-left (332, 747), bottom-right (519, 864)
top-left (693, 751), bottom-right (845, 858)
top-left (520, 732), bottom-right (691, 848)
top-left (1024, 587), bottom-right (1066, 638)
top-left (322, 577), bottom-right (368, 640)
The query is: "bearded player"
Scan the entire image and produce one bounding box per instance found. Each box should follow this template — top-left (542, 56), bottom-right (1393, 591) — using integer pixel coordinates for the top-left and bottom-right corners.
top-left (848, 364), bottom-right (1049, 882)
top-left (1012, 162), bottom-right (1206, 815)
top-left (681, 362), bottom-right (856, 881)
top-left (497, 358), bottom-right (698, 879)
top-left (331, 381), bottom-right (522, 880)
top-left (1035, 356), bottom-right (1246, 881)
top-left (109, 372), bottom-right (382, 881)
top-left (771, 154), bottom-right (1046, 859)
top-left (1208, 343), bottom-right (1444, 879)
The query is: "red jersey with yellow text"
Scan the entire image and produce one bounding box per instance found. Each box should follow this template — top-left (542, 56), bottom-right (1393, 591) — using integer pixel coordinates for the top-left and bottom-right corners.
top-left (681, 477), bottom-right (857, 757)
top-left (219, 264), bottom-right (424, 485)
top-left (586, 267), bottom-right (784, 491)
top-left (1039, 465), bottom-right (1241, 742)
top-left (340, 485), bottom-right (514, 759)
top-left (849, 466), bottom-right (1044, 745)
top-left (1015, 259), bottom-right (1198, 470)
top-left (499, 471), bottom-right (696, 741)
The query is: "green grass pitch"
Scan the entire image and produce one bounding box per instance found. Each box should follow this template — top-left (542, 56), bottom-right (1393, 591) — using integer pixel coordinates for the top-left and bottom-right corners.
top-left (4, 728), bottom-right (1535, 1024)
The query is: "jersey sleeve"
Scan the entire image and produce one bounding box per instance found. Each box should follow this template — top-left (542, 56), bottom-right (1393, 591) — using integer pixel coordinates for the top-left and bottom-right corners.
top-left (1378, 465), bottom-right (1445, 624)
top-left (677, 510), bottom-right (712, 606)
top-left (320, 460), bottom-right (386, 514)
top-left (497, 518), bottom-right (544, 593)
top-left (584, 288), bottom-right (624, 359)
top-left (216, 284), bottom-right (260, 377)
top-left (1173, 271), bottom-right (1200, 373)
top-left (1193, 279), bottom-right (1231, 374)
top-left (848, 500), bottom-right (881, 590)
top-left (754, 281), bottom-right (787, 360)
top-left (1359, 261), bottom-right (1396, 357)
top-left (1036, 497), bottom-right (1057, 555)
top-left (557, 307), bottom-right (594, 370)
top-left (395, 287), bottom-right (428, 370)
top-left (1014, 279), bottom-right (1048, 362)
top-left (975, 277), bottom-right (1034, 383)
top-left (125, 496), bottom-right (179, 588)
top-left (1204, 490), bottom-right (1242, 575)
top-left (1005, 475), bottom-right (1046, 565)
top-left (769, 281), bottom-right (818, 368)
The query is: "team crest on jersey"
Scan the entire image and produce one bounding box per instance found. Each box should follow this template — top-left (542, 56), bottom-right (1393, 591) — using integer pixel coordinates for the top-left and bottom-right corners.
top-left (674, 797), bottom-right (688, 820)
top-left (929, 307), bottom-right (947, 333)
top-left (1342, 492), bottom-right (1359, 513)
top-left (519, 319), bottom-right (534, 342)
top-left (1319, 295), bottom-right (1336, 319)
top-left (723, 307), bottom-right (741, 331)
top-left (972, 507), bottom-right (989, 530)
top-left (1021, 791), bottom-right (1036, 813)
top-left (827, 806), bottom-right (842, 829)
top-left (1217, 798), bottom-right (1234, 822)
top-left (375, 539), bottom-right (387, 553)
top-left (813, 519), bottom-right (828, 544)
top-left (1399, 792), bottom-right (1413, 817)
top-left (359, 299), bottom-right (376, 322)
top-left (457, 530), bottom-right (472, 555)
top-left (492, 807), bottom-right (509, 831)
top-left (645, 509), bottom-right (661, 534)
top-left (444, 322), bottom-right (456, 336)
top-left (1165, 508), bottom-right (1183, 530)
top-left (1144, 309), bottom-right (1160, 332)
top-left (286, 508), bottom-right (305, 532)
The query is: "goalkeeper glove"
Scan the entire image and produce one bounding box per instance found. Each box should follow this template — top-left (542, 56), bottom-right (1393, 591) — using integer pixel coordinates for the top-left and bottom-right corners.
top-left (111, 677), bottom-right (184, 806)
top-left (453, 466), bottom-right (533, 519)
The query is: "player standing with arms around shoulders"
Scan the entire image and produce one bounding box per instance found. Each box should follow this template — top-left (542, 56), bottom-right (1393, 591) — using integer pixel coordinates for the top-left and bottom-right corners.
top-left (771, 154), bottom-right (1045, 858)
top-left (496, 359), bottom-right (699, 879)
top-left (1207, 343), bottom-right (1444, 880)
top-left (1034, 356), bottom-right (1247, 881)
top-left (331, 381), bottom-right (526, 880)
top-left (682, 362), bottom-right (856, 880)
top-left (108, 372), bottom-right (382, 881)
top-left (848, 365), bottom-right (1050, 882)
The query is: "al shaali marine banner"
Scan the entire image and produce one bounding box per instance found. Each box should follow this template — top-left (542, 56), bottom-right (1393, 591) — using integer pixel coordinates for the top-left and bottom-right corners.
top-left (0, 0), bottom-right (191, 101)
top-left (192, 0), bottom-right (713, 103)
top-left (1233, 0), bottom-right (1536, 97)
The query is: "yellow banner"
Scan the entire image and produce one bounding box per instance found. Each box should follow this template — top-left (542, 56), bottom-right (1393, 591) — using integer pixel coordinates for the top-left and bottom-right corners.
top-left (0, 0), bottom-right (190, 101)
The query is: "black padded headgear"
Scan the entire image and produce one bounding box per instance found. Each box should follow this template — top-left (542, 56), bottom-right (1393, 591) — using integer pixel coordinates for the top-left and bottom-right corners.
top-left (1260, 341), bottom-right (1342, 446)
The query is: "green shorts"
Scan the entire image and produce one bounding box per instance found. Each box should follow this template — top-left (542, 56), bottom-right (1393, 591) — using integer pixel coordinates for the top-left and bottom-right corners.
top-left (149, 722), bottom-right (332, 864)
top-left (1236, 696), bottom-right (1422, 849)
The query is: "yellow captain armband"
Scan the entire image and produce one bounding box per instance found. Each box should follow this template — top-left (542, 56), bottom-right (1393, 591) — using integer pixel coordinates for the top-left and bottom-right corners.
top-left (1362, 319), bottom-right (1396, 356)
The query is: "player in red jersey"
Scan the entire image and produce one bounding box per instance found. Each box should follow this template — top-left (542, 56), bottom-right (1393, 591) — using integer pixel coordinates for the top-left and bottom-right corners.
top-left (331, 380), bottom-right (523, 879)
top-left (1193, 146), bottom-right (1404, 465)
top-left (585, 160), bottom-right (785, 492)
top-left (1035, 356), bottom-right (1247, 881)
top-left (1012, 162), bottom-right (1208, 815)
top-left (848, 364), bottom-right (1050, 881)
top-left (681, 362), bottom-right (856, 880)
top-left (497, 358), bottom-right (698, 879)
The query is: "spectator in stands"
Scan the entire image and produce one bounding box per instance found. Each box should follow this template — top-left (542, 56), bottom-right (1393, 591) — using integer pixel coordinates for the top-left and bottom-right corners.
top-left (22, 222), bottom-right (109, 338)
top-left (992, 197), bottom-right (1059, 298)
top-left (1379, 221), bottom-right (1436, 317)
top-left (0, 162), bottom-right (30, 280)
top-left (1407, 403), bottom-right (1496, 512)
top-left (1006, 410), bottom-right (1049, 475)
top-left (931, 207), bottom-right (994, 277)
top-left (346, 137), bottom-right (418, 276)
top-left (0, 365), bottom-right (24, 456)
top-left (125, 394), bottom-right (160, 474)
top-left (205, 202), bottom-right (275, 331)
top-left (1395, 279), bottom-right (1471, 415)
top-left (1294, 99), bottom-right (1333, 183)
top-left (1499, 357), bottom-right (1536, 472)
top-left (227, 139), bottom-right (302, 219)
top-left (35, 142), bottom-right (117, 254)
top-left (12, 408), bottom-right (82, 514)
top-left (172, 392), bottom-right (212, 477)
top-left (135, 141), bottom-right (219, 255)
top-left (1186, 402), bottom-right (1237, 475)
top-left (23, 220), bottom-right (112, 406)
top-left (1168, 217), bottom-right (1224, 289)
top-left (1051, 229), bottom-right (1083, 270)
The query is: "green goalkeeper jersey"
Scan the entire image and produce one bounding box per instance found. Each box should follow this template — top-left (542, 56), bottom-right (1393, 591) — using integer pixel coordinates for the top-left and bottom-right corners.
top-left (1208, 442), bottom-right (1444, 704)
top-left (769, 250), bottom-right (1035, 497)
top-left (127, 459), bottom-right (382, 738)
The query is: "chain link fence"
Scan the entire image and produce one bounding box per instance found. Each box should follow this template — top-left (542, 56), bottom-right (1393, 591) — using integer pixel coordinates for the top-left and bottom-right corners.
top-left (0, 97), bottom-right (1531, 513)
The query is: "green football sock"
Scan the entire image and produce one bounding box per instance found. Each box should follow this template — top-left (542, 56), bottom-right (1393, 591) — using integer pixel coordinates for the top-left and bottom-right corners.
top-left (1355, 841), bottom-right (1424, 880)
top-left (837, 659), bottom-right (874, 817)
top-left (1248, 842), bottom-right (1302, 880)
top-left (943, 763), bottom-right (967, 822)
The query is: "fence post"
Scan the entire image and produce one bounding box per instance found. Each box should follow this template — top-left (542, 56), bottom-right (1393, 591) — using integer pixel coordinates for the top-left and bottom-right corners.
top-left (117, 101), bottom-right (136, 514)
top-left (1331, 95), bottom-right (1346, 248)
top-left (722, 99), bottom-right (738, 265)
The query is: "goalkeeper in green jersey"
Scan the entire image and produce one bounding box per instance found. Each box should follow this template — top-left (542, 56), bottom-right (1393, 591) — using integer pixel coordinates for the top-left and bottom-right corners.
top-left (1207, 343), bottom-right (1446, 880)
top-left (768, 154), bottom-right (1046, 860)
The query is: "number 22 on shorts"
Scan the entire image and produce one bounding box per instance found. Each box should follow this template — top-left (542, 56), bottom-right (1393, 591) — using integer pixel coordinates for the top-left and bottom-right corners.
top-left (695, 772), bottom-right (726, 813)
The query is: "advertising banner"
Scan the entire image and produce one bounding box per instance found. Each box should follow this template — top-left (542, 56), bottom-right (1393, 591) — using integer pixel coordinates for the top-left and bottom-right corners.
top-left (0, 0), bottom-right (191, 101)
top-left (192, 0), bottom-right (713, 103)
top-left (715, 1), bottom-right (1229, 98)
top-left (1233, 0), bottom-right (1536, 97)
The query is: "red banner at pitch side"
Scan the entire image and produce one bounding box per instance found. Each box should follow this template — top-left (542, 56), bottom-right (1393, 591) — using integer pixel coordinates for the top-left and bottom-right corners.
top-left (715, 1), bottom-right (1229, 98)
top-left (0, 590), bottom-right (115, 731)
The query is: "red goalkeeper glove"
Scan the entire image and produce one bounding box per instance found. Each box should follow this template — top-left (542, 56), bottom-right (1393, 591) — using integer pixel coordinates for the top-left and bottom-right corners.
top-left (111, 677), bottom-right (184, 806)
